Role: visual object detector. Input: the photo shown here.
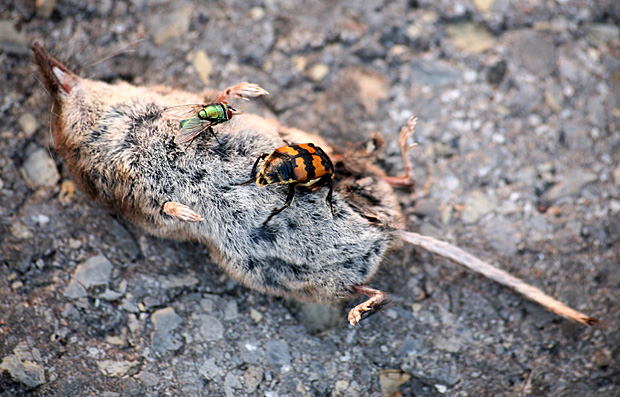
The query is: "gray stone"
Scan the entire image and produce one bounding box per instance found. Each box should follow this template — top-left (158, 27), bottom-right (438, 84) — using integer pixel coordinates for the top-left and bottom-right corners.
top-left (98, 289), bottom-right (124, 301)
top-left (587, 23), bottom-right (619, 47)
top-left (120, 300), bottom-right (140, 313)
top-left (152, 307), bottom-right (183, 333)
top-left (265, 340), bottom-right (292, 367)
top-left (151, 308), bottom-right (184, 353)
top-left (198, 314), bottom-right (224, 341)
top-left (63, 280), bottom-right (87, 299)
top-left (136, 371), bottom-right (159, 387)
top-left (151, 330), bottom-right (183, 353)
top-left (160, 274), bottom-right (199, 289)
top-left (483, 217), bottom-right (519, 257)
top-left (409, 59), bottom-right (459, 86)
top-left (198, 357), bottom-right (220, 380)
top-left (586, 95), bottom-right (606, 126)
top-left (286, 300), bottom-right (342, 334)
top-left (74, 255), bottom-right (114, 288)
top-left (404, 357), bottom-right (460, 387)
top-left (224, 301), bottom-right (239, 321)
top-left (543, 168), bottom-right (598, 202)
top-left (97, 360), bottom-right (140, 377)
top-left (432, 335), bottom-right (462, 353)
top-left (148, 6), bottom-right (192, 46)
top-left (508, 30), bottom-right (556, 77)
top-left (461, 190), bottom-right (496, 224)
top-left (0, 355), bottom-right (45, 388)
top-left (239, 341), bottom-right (263, 364)
top-left (0, 20), bottom-right (29, 55)
top-left (61, 303), bottom-right (80, 319)
top-left (20, 147), bottom-right (60, 188)
top-left (224, 371), bottom-right (243, 396)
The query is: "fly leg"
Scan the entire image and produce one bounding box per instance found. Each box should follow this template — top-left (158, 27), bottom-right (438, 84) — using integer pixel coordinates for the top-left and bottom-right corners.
top-left (263, 184), bottom-right (296, 225)
top-left (382, 116), bottom-right (417, 188)
top-left (163, 202), bottom-right (204, 222)
top-left (213, 82), bottom-right (269, 103)
top-left (348, 285), bottom-right (389, 326)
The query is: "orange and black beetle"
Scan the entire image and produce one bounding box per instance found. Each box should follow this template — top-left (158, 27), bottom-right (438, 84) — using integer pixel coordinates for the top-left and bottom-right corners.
top-left (240, 143), bottom-right (335, 224)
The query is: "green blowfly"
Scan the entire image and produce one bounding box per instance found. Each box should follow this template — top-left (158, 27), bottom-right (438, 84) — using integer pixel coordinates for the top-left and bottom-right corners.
top-left (163, 102), bottom-right (238, 145)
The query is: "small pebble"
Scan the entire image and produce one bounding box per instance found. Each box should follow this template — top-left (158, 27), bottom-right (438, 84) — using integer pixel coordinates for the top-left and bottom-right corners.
top-left (250, 308), bottom-right (263, 323)
top-left (18, 113), bottom-right (38, 137)
top-left (190, 50), bottom-right (212, 86)
top-left (20, 147), bottom-right (60, 188)
top-left (446, 23), bottom-right (495, 53)
top-left (379, 369), bottom-right (411, 397)
top-left (35, 0), bottom-right (57, 18)
top-left (461, 190), bottom-right (496, 224)
top-left (198, 314), bottom-right (224, 341)
top-left (73, 255), bottom-right (113, 289)
top-left (265, 340), bottom-right (292, 367)
top-left (307, 63), bottom-right (329, 82)
top-left (97, 360), bottom-right (140, 377)
top-left (59, 180), bottom-right (77, 203)
top-left (0, 355), bottom-right (45, 387)
top-left (0, 20), bottom-right (29, 55)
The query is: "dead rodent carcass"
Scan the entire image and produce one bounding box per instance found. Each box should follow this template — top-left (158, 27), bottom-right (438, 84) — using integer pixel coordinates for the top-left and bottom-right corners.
top-left (32, 42), bottom-right (416, 326)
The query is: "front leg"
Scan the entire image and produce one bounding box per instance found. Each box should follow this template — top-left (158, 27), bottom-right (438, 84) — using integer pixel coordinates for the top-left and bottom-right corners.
top-left (213, 82), bottom-right (269, 103)
top-left (263, 184), bottom-right (296, 225)
top-left (382, 116), bottom-right (417, 188)
top-left (347, 285), bottom-right (389, 326)
top-left (163, 201), bottom-right (204, 222)
top-left (237, 153), bottom-right (269, 186)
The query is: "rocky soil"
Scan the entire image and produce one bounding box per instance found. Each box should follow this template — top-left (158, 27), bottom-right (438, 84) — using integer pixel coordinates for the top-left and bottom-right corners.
top-left (1, 0), bottom-right (619, 395)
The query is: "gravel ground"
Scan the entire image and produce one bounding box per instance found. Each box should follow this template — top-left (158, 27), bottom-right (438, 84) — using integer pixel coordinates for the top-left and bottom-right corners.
top-left (1, 1), bottom-right (619, 396)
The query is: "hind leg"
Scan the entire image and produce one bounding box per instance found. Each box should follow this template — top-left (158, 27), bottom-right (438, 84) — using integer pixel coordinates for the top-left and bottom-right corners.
top-left (348, 285), bottom-right (389, 326)
top-left (383, 116), bottom-right (417, 188)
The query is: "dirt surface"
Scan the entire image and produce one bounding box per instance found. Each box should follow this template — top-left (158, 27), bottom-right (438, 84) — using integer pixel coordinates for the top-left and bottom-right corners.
top-left (1, 1), bottom-right (619, 396)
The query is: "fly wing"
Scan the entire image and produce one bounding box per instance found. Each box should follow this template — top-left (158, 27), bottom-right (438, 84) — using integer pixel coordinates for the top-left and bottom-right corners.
top-left (175, 116), bottom-right (213, 144)
top-left (161, 104), bottom-right (206, 121)
top-left (161, 104), bottom-right (213, 144)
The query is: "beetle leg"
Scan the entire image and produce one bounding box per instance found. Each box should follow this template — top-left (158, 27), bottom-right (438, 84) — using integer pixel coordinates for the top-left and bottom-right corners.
top-left (347, 285), bottom-right (389, 326)
top-left (263, 184), bottom-right (296, 225)
top-left (213, 82), bottom-right (269, 103)
top-left (325, 176), bottom-right (334, 216)
top-left (383, 116), bottom-right (417, 188)
top-left (236, 153), bottom-right (268, 186)
top-left (163, 201), bottom-right (204, 222)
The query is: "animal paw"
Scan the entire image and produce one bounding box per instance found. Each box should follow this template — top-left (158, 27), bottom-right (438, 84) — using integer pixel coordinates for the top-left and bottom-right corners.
top-left (215, 82), bottom-right (269, 103)
top-left (163, 201), bottom-right (204, 222)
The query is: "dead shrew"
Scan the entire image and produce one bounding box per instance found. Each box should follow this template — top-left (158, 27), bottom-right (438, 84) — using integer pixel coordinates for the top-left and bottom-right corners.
top-left (32, 42), bottom-right (413, 325)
